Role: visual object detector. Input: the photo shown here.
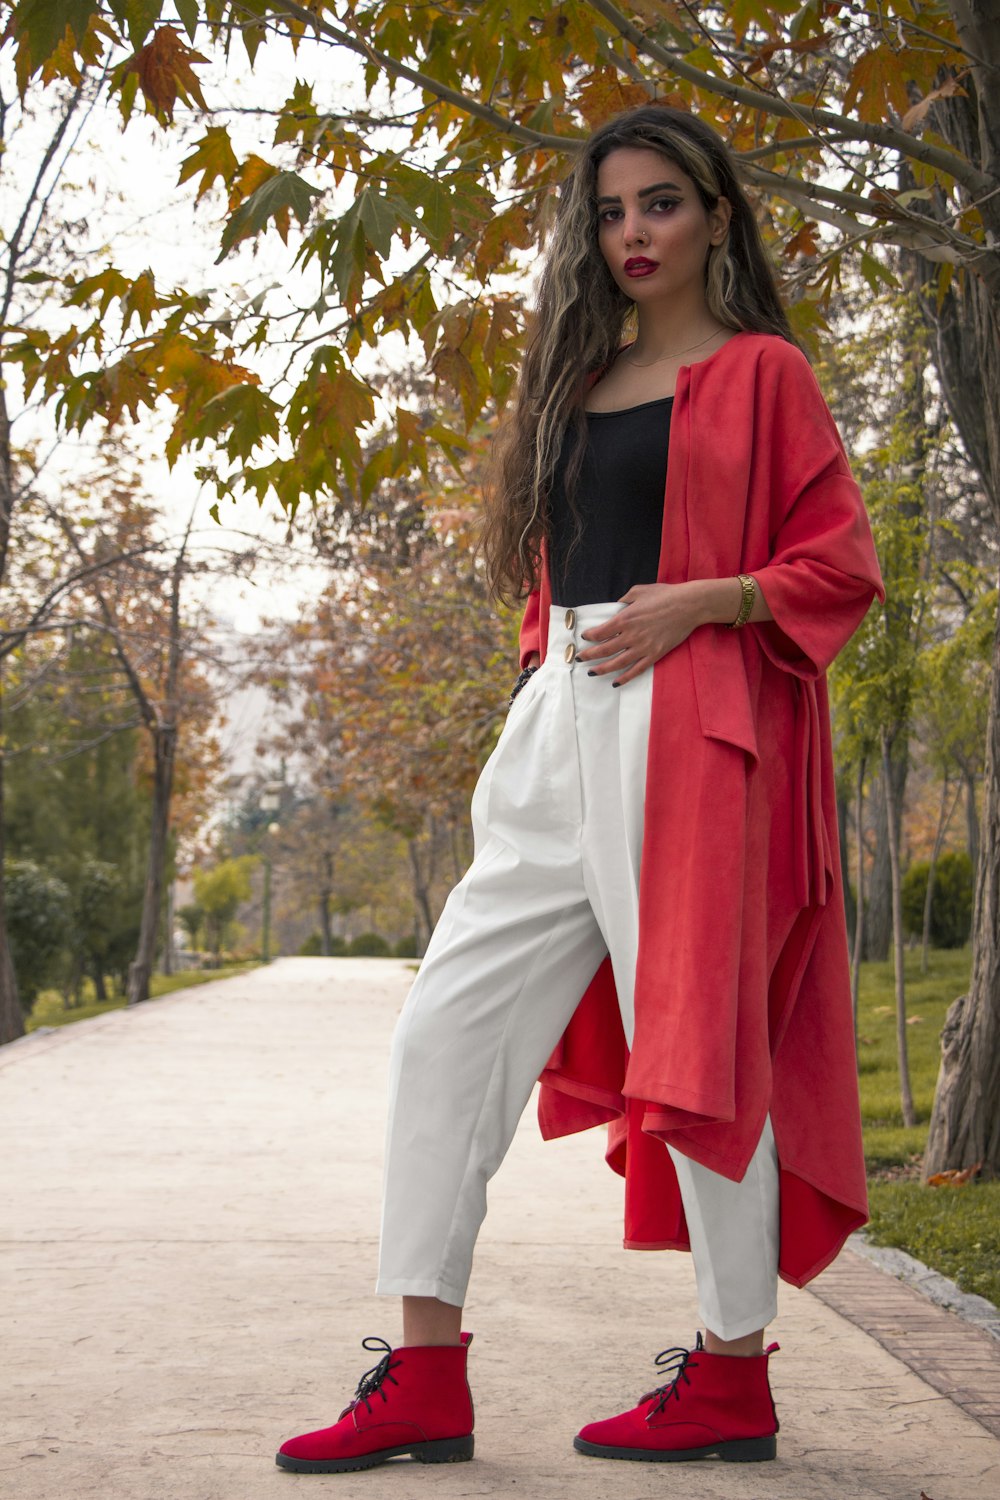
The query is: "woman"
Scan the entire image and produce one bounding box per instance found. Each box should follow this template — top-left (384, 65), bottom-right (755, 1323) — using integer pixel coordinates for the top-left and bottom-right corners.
top-left (277, 103), bottom-right (884, 1474)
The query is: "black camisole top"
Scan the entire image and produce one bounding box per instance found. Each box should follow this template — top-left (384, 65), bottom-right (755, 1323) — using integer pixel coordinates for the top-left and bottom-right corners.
top-left (547, 396), bottom-right (673, 606)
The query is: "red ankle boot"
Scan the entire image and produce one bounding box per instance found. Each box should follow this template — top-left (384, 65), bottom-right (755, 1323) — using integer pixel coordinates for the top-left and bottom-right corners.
top-left (574, 1332), bottom-right (779, 1463)
top-left (276, 1333), bottom-right (475, 1473)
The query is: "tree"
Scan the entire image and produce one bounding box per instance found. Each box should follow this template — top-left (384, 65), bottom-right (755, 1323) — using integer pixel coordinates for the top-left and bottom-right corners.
top-left (192, 855), bottom-right (254, 959)
top-left (3, 860), bottom-right (71, 1011)
top-left (5, 1), bottom-right (1000, 1165)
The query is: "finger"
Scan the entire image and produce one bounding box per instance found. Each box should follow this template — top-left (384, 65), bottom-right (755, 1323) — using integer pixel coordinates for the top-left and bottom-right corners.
top-left (587, 651), bottom-right (634, 679)
top-left (611, 657), bottom-right (653, 688)
top-left (576, 638), bottom-right (626, 664)
top-left (580, 621), bottom-right (623, 643)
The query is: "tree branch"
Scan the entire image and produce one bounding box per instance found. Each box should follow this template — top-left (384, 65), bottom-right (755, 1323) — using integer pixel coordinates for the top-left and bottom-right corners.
top-left (583, 0), bottom-right (994, 200)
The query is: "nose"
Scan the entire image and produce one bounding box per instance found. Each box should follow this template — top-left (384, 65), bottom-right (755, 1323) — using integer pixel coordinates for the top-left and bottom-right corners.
top-left (622, 211), bottom-right (647, 246)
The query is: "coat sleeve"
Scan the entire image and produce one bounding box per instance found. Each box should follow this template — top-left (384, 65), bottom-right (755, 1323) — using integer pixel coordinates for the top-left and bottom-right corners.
top-left (750, 346), bottom-right (885, 679)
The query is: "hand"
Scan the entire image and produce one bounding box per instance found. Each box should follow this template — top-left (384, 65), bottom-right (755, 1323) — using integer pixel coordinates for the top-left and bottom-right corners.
top-left (577, 583), bottom-right (705, 687)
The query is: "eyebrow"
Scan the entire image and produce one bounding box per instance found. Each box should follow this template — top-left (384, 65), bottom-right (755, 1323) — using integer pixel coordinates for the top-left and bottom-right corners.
top-left (596, 180), bottom-right (684, 204)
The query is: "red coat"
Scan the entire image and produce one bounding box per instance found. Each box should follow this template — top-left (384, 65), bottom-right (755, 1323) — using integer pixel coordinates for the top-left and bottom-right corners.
top-left (518, 332), bottom-right (885, 1288)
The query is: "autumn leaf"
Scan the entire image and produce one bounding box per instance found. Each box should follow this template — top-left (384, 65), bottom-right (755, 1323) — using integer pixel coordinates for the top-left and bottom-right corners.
top-left (576, 69), bottom-right (650, 128)
top-left (2, 0), bottom-right (95, 76)
top-left (118, 25), bottom-right (209, 124)
top-left (178, 127), bottom-right (240, 202)
top-left (901, 74), bottom-right (969, 134)
top-left (783, 220), bottom-right (820, 259)
top-left (843, 45), bottom-right (911, 126)
top-left (926, 1162), bottom-right (982, 1188)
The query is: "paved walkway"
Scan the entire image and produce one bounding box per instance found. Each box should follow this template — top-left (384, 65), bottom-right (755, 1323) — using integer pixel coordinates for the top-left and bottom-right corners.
top-left (3, 958), bottom-right (999, 1500)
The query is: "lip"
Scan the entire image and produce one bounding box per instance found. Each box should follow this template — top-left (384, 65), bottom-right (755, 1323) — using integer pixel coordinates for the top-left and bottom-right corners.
top-left (624, 258), bottom-right (659, 277)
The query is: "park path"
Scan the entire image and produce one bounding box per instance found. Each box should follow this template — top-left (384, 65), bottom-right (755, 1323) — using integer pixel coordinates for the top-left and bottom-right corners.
top-left (2, 957), bottom-right (998, 1500)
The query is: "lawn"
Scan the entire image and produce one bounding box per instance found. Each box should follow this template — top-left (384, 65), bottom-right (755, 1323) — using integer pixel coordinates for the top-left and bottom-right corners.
top-left (25, 962), bottom-right (261, 1032)
top-left (856, 946), bottom-right (1000, 1308)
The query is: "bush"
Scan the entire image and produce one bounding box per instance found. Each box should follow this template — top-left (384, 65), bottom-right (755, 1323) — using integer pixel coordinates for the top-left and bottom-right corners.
top-left (5, 860), bottom-right (72, 1012)
top-left (348, 931), bottom-right (390, 957)
top-left (393, 935), bottom-right (418, 958)
top-left (901, 851), bottom-right (974, 948)
top-left (297, 932), bottom-right (348, 956)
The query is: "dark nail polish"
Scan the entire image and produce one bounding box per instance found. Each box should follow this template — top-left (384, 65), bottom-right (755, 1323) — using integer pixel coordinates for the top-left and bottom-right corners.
top-left (587, 670), bottom-right (596, 677)
top-left (612, 681), bottom-right (620, 689)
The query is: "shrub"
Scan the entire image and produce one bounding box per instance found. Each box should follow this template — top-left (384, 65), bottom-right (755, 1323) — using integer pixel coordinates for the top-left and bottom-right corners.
top-left (5, 860), bottom-right (72, 1012)
top-left (348, 931), bottom-right (390, 957)
top-left (393, 935), bottom-right (418, 958)
top-left (298, 932), bottom-right (322, 956)
top-left (901, 851), bottom-right (974, 948)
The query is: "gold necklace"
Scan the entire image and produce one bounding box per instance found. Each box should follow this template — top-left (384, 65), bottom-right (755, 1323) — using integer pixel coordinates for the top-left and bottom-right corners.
top-left (624, 329), bottom-right (725, 368)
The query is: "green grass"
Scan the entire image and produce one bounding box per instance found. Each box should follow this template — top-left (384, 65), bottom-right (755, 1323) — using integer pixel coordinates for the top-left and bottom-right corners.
top-left (866, 1180), bottom-right (1000, 1308)
top-left (25, 962), bottom-right (261, 1032)
top-left (856, 945), bottom-right (999, 1307)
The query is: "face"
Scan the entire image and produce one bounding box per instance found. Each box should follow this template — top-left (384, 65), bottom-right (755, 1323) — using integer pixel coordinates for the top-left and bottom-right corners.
top-left (594, 145), bottom-right (731, 306)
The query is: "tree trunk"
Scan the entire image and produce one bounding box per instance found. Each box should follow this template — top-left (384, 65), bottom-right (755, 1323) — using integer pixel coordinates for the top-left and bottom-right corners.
top-left (407, 835), bottom-right (435, 954)
top-left (318, 851), bottom-right (334, 957)
top-left (925, 587), bottom-right (1000, 1175)
top-left (919, 7), bottom-right (1000, 1170)
top-left (126, 725), bottom-right (176, 1005)
top-left (865, 734), bottom-right (908, 960)
top-left (851, 758), bottom-right (865, 1039)
top-left (0, 377), bottom-right (24, 1044)
top-left (837, 786), bottom-right (856, 941)
top-left (965, 768), bottom-right (981, 905)
top-left (882, 728), bottom-right (916, 1127)
top-left (0, 674), bottom-right (24, 1044)
top-left (162, 878), bottom-right (175, 976)
top-left (922, 779), bottom-right (960, 974)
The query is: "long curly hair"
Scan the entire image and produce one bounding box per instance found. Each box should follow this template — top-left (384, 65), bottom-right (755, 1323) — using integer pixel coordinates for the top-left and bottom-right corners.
top-left (482, 104), bottom-right (795, 605)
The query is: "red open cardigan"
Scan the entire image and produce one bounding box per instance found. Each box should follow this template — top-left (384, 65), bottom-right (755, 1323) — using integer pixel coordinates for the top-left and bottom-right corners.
top-left (518, 332), bottom-right (885, 1288)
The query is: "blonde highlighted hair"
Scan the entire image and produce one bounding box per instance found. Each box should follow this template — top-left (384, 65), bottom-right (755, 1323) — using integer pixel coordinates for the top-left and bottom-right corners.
top-left (483, 104), bottom-right (794, 605)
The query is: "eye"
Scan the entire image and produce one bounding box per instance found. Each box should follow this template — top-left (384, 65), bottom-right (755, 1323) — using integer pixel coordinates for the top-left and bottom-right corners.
top-left (597, 206), bottom-right (623, 223)
top-left (649, 196), bottom-right (681, 213)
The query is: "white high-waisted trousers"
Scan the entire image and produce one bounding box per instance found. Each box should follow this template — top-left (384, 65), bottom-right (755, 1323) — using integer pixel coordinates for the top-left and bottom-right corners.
top-left (378, 603), bottom-right (779, 1341)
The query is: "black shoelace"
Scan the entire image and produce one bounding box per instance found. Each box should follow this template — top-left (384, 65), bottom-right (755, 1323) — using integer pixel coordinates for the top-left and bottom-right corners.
top-left (645, 1331), bottom-right (704, 1417)
top-left (342, 1336), bottom-right (402, 1417)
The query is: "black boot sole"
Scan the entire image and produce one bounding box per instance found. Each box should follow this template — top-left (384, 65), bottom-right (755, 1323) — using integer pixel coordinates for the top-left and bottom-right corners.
top-left (573, 1433), bottom-right (777, 1463)
top-left (276, 1434), bottom-right (474, 1473)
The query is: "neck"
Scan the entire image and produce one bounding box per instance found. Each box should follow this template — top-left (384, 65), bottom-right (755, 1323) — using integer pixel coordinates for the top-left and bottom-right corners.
top-left (630, 296), bottom-right (726, 362)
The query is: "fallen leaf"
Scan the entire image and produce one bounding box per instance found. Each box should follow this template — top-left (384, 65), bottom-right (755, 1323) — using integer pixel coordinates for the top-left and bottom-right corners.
top-left (906, 1015), bottom-right (925, 1025)
top-left (926, 1162), bottom-right (982, 1187)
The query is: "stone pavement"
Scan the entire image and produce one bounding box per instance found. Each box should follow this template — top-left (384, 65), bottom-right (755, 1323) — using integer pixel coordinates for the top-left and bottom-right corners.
top-left (2, 957), bottom-right (999, 1500)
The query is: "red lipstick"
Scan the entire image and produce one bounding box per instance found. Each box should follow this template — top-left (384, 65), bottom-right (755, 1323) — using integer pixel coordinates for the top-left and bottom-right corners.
top-left (624, 257), bottom-right (659, 277)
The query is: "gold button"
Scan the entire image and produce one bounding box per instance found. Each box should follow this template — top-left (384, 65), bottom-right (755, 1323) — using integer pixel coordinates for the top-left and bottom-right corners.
top-left (564, 643), bottom-right (576, 664)
top-left (564, 608), bottom-right (576, 630)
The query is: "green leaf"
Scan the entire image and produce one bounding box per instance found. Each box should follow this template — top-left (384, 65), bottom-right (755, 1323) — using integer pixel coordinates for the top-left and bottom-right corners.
top-left (174, 0), bottom-right (199, 40)
top-left (12, 0), bottom-right (96, 66)
top-left (860, 252), bottom-right (900, 294)
top-left (108, 0), bottom-right (162, 49)
top-left (217, 170), bottom-right (320, 261)
top-left (358, 187), bottom-right (400, 259)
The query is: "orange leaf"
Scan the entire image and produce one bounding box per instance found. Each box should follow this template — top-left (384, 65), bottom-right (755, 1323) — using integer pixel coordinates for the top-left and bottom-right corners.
top-left (783, 220), bottom-right (820, 259)
top-left (844, 46), bottom-right (911, 126)
top-left (901, 74), bottom-right (969, 134)
top-left (926, 1162), bottom-right (982, 1187)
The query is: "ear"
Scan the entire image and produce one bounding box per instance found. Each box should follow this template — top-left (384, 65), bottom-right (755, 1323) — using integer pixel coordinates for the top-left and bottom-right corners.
top-left (709, 196), bottom-right (732, 245)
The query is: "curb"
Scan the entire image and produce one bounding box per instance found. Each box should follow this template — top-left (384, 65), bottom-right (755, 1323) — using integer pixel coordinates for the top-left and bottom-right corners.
top-left (848, 1230), bottom-right (1000, 1341)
